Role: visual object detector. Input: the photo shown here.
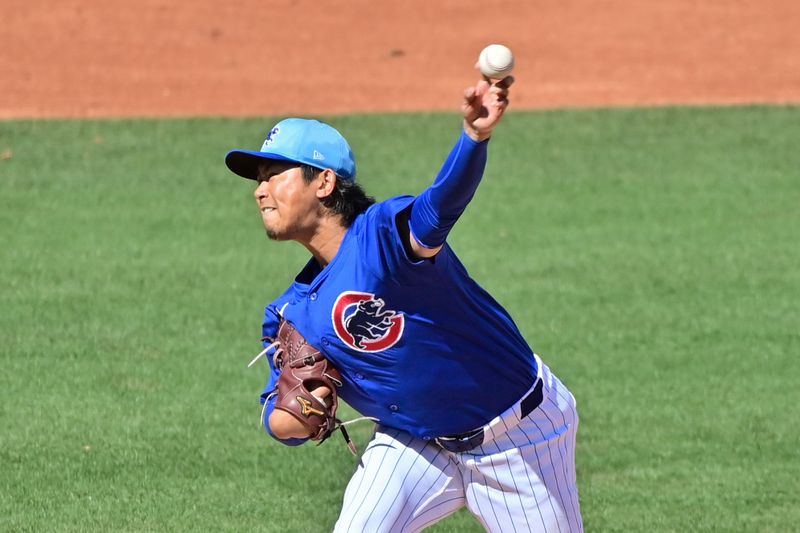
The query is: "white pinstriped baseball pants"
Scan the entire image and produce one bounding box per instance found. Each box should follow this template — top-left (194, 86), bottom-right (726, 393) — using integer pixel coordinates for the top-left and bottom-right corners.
top-left (333, 357), bottom-right (583, 532)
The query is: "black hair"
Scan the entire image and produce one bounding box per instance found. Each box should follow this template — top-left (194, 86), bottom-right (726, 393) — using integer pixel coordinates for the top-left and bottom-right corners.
top-left (300, 165), bottom-right (376, 227)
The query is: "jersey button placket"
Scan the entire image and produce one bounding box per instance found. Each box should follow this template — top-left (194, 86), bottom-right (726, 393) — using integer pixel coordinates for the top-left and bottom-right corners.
top-left (309, 292), bottom-right (317, 301)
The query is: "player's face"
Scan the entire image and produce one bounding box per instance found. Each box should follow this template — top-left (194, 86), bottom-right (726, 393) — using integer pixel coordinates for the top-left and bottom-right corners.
top-left (253, 162), bottom-right (320, 241)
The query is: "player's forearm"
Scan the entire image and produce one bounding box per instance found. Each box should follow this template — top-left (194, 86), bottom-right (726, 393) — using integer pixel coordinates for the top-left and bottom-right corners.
top-left (408, 131), bottom-right (489, 249)
top-left (262, 395), bottom-right (309, 446)
top-left (268, 409), bottom-right (313, 440)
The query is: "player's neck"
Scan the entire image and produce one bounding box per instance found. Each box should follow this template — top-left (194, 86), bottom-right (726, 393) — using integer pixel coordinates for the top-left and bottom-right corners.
top-left (300, 216), bottom-right (347, 269)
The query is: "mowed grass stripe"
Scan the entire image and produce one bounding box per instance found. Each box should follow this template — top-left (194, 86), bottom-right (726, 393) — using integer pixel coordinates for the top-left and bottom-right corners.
top-left (1, 106), bottom-right (798, 532)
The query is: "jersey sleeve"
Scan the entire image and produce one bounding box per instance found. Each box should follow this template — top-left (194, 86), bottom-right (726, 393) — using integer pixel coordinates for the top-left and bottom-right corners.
top-left (356, 196), bottom-right (449, 284)
top-left (408, 131), bottom-right (488, 248)
top-left (257, 289), bottom-right (310, 446)
top-left (259, 293), bottom-right (291, 392)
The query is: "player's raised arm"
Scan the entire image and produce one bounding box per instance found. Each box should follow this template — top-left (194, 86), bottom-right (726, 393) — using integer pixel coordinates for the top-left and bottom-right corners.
top-left (406, 75), bottom-right (514, 259)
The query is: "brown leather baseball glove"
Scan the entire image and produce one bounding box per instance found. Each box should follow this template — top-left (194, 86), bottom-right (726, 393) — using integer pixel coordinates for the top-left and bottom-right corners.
top-left (272, 320), bottom-right (344, 443)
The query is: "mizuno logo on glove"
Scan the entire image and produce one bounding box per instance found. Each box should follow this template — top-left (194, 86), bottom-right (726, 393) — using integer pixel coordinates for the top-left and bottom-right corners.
top-left (297, 396), bottom-right (325, 418)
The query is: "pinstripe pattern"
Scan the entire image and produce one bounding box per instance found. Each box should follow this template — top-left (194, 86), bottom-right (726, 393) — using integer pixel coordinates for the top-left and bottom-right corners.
top-left (334, 428), bottom-right (465, 532)
top-left (334, 358), bottom-right (582, 532)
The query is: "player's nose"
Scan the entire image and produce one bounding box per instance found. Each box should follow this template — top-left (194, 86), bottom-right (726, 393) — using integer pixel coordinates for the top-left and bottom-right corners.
top-left (254, 181), bottom-right (269, 201)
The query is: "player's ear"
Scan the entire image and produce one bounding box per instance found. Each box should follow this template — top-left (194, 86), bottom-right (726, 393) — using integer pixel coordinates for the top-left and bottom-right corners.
top-left (315, 169), bottom-right (338, 199)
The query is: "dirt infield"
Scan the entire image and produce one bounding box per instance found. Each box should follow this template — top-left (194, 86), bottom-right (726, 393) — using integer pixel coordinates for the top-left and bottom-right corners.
top-left (2, 0), bottom-right (799, 119)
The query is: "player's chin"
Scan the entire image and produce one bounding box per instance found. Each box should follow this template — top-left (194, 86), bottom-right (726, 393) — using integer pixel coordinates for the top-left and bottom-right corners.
top-left (261, 214), bottom-right (288, 240)
top-left (264, 225), bottom-right (292, 241)
top-left (265, 227), bottom-right (284, 241)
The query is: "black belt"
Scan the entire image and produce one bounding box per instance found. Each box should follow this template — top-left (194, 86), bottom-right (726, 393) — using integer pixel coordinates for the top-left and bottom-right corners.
top-left (435, 379), bottom-right (544, 453)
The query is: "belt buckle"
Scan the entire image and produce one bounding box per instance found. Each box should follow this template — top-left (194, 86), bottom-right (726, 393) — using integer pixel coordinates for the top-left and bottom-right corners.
top-left (435, 427), bottom-right (484, 453)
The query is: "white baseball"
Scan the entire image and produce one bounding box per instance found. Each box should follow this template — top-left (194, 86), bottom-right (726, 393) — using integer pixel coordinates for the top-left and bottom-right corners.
top-left (478, 44), bottom-right (515, 79)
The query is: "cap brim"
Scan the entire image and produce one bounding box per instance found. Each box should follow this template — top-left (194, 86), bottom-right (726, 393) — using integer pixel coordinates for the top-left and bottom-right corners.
top-left (225, 150), bottom-right (298, 180)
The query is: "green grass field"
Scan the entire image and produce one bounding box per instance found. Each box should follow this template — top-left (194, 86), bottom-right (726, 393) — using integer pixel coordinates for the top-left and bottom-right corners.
top-left (2, 106), bottom-right (798, 532)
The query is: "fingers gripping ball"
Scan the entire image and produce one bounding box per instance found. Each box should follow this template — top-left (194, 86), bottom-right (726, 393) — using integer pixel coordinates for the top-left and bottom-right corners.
top-left (478, 44), bottom-right (515, 80)
top-left (273, 320), bottom-right (343, 442)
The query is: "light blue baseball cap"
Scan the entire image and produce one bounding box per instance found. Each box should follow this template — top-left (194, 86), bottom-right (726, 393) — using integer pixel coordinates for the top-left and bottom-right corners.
top-left (225, 118), bottom-right (357, 181)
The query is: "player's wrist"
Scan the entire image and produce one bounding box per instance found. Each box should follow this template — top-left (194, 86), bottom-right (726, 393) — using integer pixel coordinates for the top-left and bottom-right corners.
top-left (463, 122), bottom-right (491, 143)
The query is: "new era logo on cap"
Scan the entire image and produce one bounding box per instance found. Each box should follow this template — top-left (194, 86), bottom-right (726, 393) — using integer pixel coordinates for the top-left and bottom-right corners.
top-left (225, 118), bottom-right (357, 181)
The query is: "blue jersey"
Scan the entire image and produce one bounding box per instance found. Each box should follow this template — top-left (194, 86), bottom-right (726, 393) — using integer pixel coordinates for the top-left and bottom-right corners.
top-left (260, 195), bottom-right (538, 439)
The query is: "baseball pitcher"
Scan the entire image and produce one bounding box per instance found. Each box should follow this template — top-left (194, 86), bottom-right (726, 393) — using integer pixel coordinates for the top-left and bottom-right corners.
top-left (226, 74), bottom-right (583, 532)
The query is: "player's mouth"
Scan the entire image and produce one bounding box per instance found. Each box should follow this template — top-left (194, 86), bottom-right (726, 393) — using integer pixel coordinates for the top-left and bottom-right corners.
top-left (261, 207), bottom-right (275, 213)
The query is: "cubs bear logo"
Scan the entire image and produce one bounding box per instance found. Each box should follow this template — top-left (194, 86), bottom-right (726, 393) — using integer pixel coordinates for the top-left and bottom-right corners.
top-left (262, 126), bottom-right (280, 148)
top-left (331, 291), bottom-right (404, 352)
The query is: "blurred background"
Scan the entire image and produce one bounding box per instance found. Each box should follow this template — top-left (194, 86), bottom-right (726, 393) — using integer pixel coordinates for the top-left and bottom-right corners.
top-left (2, 0), bottom-right (799, 118)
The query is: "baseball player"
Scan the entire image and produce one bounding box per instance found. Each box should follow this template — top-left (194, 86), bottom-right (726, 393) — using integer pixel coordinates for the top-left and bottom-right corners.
top-left (226, 75), bottom-right (583, 532)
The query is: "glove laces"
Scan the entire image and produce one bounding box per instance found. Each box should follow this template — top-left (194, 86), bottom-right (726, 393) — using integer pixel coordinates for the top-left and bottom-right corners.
top-left (247, 332), bottom-right (379, 455)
